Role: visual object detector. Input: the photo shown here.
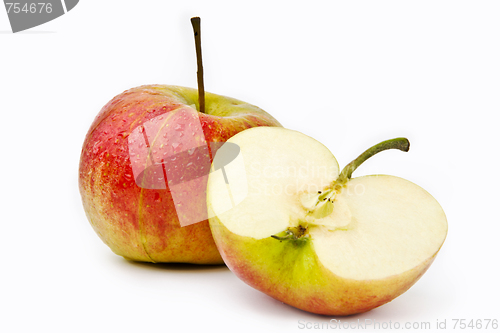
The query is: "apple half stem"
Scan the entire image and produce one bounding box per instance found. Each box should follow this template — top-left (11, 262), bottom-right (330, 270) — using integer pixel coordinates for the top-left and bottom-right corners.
top-left (336, 138), bottom-right (410, 185)
top-left (191, 17), bottom-right (205, 114)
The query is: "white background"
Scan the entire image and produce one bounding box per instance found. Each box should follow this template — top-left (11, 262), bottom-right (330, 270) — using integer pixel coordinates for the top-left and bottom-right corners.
top-left (1, 1), bottom-right (499, 332)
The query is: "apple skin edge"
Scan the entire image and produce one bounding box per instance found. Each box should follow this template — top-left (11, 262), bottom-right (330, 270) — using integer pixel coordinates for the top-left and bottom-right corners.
top-left (209, 216), bottom-right (439, 316)
top-left (78, 85), bottom-right (281, 264)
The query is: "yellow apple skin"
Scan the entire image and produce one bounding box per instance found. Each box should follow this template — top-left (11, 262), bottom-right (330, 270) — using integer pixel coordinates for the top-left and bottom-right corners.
top-left (79, 85), bottom-right (281, 264)
top-left (209, 216), bottom-right (438, 315)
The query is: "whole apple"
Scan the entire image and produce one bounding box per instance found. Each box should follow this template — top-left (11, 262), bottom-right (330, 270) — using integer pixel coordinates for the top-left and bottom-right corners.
top-left (79, 85), bottom-right (281, 264)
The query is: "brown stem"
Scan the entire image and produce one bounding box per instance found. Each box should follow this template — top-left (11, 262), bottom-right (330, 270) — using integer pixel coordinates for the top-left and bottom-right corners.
top-left (337, 137), bottom-right (410, 185)
top-left (191, 17), bottom-right (205, 114)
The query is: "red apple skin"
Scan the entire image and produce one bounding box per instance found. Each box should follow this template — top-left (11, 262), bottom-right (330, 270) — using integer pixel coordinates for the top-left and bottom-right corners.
top-left (79, 85), bottom-right (281, 264)
top-left (209, 218), bottom-right (438, 315)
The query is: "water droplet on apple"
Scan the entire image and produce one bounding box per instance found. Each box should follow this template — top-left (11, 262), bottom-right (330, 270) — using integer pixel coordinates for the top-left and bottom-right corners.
top-left (92, 140), bottom-right (102, 154)
top-left (172, 142), bottom-right (182, 151)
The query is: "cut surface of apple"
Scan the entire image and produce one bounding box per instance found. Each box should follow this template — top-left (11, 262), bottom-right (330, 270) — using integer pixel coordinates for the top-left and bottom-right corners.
top-left (207, 127), bottom-right (447, 315)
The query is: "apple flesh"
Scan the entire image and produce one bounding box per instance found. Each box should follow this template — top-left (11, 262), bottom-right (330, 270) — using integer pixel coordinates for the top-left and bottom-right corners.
top-left (79, 85), bottom-right (281, 264)
top-left (207, 127), bottom-right (447, 314)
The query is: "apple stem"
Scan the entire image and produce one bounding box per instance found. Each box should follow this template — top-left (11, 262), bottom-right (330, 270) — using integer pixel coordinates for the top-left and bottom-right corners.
top-left (191, 17), bottom-right (205, 114)
top-left (336, 138), bottom-right (410, 185)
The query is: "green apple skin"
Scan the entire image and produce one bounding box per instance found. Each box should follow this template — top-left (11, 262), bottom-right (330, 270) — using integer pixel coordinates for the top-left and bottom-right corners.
top-left (79, 85), bottom-right (281, 264)
top-left (209, 216), bottom-right (438, 315)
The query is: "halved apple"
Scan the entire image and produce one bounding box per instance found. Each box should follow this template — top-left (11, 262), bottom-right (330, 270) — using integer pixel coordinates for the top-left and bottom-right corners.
top-left (207, 127), bottom-right (447, 315)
